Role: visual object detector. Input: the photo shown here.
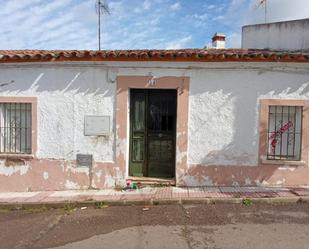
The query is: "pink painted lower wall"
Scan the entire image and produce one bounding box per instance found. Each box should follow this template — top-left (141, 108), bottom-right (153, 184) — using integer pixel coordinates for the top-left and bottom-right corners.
top-left (0, 158), bottom-right (124, 192)
top-left (177, 164), bottom-right (309, 187)
top-left (1, 158), bottom-right (309, 192)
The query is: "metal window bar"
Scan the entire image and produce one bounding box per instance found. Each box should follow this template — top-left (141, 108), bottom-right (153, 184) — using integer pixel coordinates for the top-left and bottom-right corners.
top-left (267, 105), bottom-right (302, 160)
top-left (280, 106), bottom-right (283, 158)
top-left (0, 103), bottom-right (32, 154)
top-left (286, 106), bottom-right (290, 156)
top-left (292, 106), bottom-right (297, 157)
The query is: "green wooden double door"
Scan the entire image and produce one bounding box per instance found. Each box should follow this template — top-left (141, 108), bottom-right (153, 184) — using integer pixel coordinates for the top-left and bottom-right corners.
top-left (129, 89), bottom-right (177, 178)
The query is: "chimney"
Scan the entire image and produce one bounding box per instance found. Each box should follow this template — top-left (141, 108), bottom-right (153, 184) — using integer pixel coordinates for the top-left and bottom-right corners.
top-left (212, 33), bottom-right (226, 49)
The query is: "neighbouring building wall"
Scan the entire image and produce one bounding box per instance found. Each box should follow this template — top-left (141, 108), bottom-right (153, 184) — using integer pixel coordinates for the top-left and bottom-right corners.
top-left (0, 61), bottom-right (309, 191)
top-left (242, 19), bottom-right (309, 50)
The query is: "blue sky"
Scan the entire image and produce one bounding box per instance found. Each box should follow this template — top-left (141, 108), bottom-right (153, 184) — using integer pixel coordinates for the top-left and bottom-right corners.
top-left (0, 0), bottom-right (308, 50)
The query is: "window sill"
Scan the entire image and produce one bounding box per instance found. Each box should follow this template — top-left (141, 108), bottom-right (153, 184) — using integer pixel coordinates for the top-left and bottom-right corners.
top-left (261, 159), bottom-right (306, 166)
top-left (0, 154), bottom-right (34, 160)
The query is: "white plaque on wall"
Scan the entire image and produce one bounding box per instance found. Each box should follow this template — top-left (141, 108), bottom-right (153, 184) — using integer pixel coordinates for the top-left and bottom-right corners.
top-left (84, 115), bottom-right (110, 136)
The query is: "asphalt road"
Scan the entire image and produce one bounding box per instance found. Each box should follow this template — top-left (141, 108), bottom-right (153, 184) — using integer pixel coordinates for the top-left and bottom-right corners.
top-left (0, 202), bottom-right (309, 249)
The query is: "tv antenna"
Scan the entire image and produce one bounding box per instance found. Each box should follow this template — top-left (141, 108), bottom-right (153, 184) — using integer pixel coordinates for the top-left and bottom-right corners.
top-left (95, 0), bottom-right (110, 50)
top-left (258, 0), bottom-right (268, 23)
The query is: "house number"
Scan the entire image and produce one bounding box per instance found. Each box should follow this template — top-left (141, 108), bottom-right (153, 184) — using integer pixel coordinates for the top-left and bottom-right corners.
top-left (148, 78), bottom-right (156, 86)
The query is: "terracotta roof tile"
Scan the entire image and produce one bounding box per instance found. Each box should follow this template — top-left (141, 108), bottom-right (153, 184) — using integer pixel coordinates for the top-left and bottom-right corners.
top-left (0, 49), bottom-right (308, 63)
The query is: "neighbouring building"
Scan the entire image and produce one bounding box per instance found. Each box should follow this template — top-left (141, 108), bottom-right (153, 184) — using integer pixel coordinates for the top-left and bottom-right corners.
top-left (242, 18), bottom-right (309, 51)
top-left (210, 33), bottom-right (226, 49)
top-left (0, 48), bottom-right (309, 191)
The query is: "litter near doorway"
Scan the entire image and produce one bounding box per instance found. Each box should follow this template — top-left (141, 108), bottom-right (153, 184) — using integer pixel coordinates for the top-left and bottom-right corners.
top-left (123, 180), bottom-right (138, 191)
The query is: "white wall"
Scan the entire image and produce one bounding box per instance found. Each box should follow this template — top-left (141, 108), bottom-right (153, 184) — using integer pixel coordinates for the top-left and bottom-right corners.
top-left (242, 19), bottom-right (309, 50)
top-left (188, 65), bottom-right (309, 166)
top-left (0, 61), bottom-right (308, 169)
top-left (0, 65), bottom-right (116, 162)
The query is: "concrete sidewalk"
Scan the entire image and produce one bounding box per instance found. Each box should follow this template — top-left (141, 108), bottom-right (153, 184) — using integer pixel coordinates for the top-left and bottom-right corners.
top-left (1, 186), bottom-right (309, 207)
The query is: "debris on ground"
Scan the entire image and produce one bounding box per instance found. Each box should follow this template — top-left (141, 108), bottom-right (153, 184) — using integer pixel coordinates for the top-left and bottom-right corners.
top-left (123, 180), bottom-right (138, 191)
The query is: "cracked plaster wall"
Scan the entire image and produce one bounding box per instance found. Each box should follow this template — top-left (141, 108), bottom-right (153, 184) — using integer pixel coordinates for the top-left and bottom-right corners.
top-left (188, 68), bottom-right (309, 166)
top-left (0, 61), bottom-right (309, 190)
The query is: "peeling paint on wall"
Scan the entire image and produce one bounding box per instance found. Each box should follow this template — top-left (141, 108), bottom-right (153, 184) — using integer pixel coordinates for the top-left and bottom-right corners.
top-left (245, 178), bottom-right (252, 185)
top-left (0, 62), bottom-right (308, 190)
top-left (43, 171), bottom-right (49, 180)
top-left (177, 164), bottom-right (309, 187)
top-left (65, 180), bottom-right (80, 189)
top-left (0, 161), bottom-right (30, 176)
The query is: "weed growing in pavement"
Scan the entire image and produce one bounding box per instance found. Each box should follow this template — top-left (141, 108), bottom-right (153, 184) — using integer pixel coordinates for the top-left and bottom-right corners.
top-left (210, 200), bottom-right (216, 205)
top-left (153, 201), bottom-right (159, 205)
top-left (63, 203), bottom-right (77, 214)
top-left (94, 201), bottom-right (108, 209)
top-left (114, 184), bottom-right (124, 191)
top-left (23, 205), bottom-right (49, 213)
top-left (0, 208), bottom-right (10, 213)
top-left (242, 198), bottom-right (253, 206)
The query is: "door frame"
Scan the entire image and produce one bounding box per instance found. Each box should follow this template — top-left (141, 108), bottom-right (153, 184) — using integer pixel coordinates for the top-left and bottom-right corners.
top-left (129, 89), bottom-right (177, 178)
top-left (116, 76), bottom-right (190, 183)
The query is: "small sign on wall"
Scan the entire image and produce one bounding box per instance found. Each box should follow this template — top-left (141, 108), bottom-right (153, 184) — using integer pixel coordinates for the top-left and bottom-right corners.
top-left (84, 115), bottom-right (110, 136)
top-left (76, 154), bottom-right (93, 167)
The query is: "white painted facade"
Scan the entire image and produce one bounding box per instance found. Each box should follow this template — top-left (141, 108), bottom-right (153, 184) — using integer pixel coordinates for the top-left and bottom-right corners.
top-left (242, 19), bottom-right (309, 50)
top-left (1, 62), bottom-right (309, 165)
top-left (0, 61), bottom-right (309, 189)
top-left (188, 65), bottom-right (309, 166)
top-left (0, 65), bottom-right (115, 162)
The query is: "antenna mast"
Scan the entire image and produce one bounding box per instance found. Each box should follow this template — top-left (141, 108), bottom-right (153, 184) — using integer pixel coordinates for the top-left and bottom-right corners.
top-left (264, 0), bottom-right (267, 23)
top-left (258, 0), bottom-right (267, 23)
top-left (96, 0), bottom-right (110, 50)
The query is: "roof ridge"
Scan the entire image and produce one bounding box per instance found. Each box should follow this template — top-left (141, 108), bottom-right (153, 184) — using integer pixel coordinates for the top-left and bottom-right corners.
top-left (0, 49), bottom-right (308, 63)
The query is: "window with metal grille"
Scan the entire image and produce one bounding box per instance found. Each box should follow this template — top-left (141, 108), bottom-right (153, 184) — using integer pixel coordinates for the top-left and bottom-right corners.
top-left (0, 103), bottom-right (32, 154)
top-left (267, 105), bottom-right (302, 160)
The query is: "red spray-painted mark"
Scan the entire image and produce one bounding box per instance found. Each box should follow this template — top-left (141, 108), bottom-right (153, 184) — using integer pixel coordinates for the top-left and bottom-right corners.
top-left (270, 121), bottom-right (293, 154)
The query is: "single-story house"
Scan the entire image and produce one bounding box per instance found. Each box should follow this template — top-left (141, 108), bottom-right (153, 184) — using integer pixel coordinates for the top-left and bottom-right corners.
top-left (0, 47), bottom-right (309, 191)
